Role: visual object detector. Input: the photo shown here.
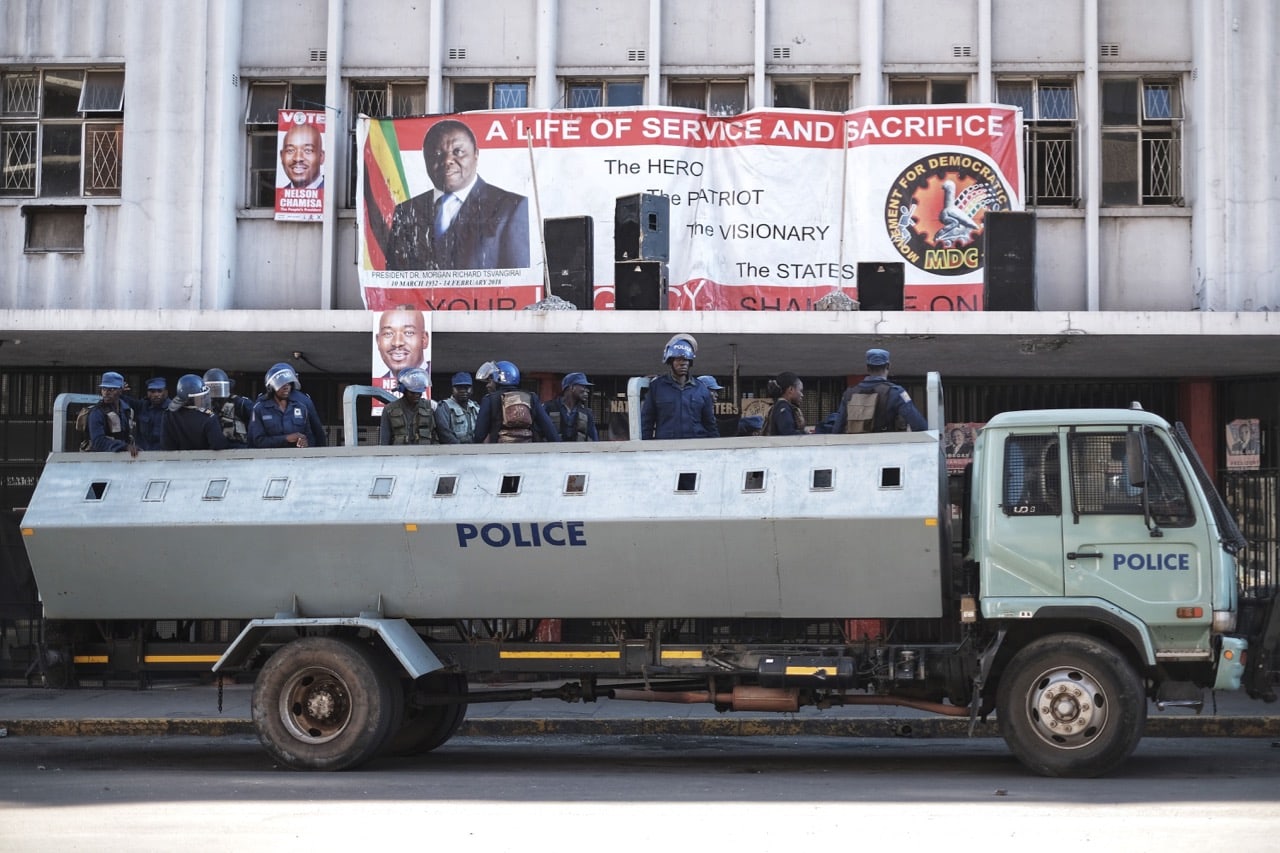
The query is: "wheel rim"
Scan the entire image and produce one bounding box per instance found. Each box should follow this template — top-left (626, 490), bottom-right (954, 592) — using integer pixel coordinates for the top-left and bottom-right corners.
top-left (277, 665), bottom-right (353, 744)
top-left (1023, 665), bottom-right (1109, 750)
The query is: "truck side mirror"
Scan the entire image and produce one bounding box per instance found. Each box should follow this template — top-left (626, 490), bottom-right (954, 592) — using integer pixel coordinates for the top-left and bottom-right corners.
top-left (1125, 432), bottom-right (1146, 488)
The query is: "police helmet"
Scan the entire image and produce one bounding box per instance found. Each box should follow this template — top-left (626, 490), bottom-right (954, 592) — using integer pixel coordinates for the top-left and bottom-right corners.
top-left (561, 372), bottom-right (592, 391)
top-left (264, 363), bottom-right (300, 393)
top-left (493, 360), bottom-right (521, 386)
top-left (451, 372), bottom-right (473, 387)
top-left (175, 374), bottom-right (211, 410)
top-left (397, 367), bottom-right (430, 395)
top-left (663, 333), bottom-right (698, 361)
top-left (475, 361), bottom-right (498, 382)
top-left (99, 371), bottom-right (125, 389)
top-left (663, 338), bottom-right (696, 363)
top-left (203, 368), bottom-right (233, 399)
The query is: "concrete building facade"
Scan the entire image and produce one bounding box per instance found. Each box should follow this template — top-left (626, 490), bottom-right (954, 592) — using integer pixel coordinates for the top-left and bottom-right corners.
top-left (2, 0), bottom-right (1277, 312)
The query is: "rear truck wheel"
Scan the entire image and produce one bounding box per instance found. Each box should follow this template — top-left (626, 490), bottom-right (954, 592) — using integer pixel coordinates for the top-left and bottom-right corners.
top-left (251, 636), bottom-right (403, 771)
top-left (386, 671), bottom-right (470, 756)
top-left (996, 633), bottom-right (1145, 778)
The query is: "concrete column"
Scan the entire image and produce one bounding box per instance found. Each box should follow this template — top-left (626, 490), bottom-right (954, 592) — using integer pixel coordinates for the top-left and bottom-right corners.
top-left (535, 0), bottom-right (557, 109)
top-left (754, 0), bottom-right (766, 108)
top-left (977, 0), bottom-right (991, 102)
top-left (199, 0), bottom-right (244, 310)
top-left (858, 0), bottom-right (883, 107)
top-left (1082, 0), bottom-right (1100, 310)
top-left (428, 0), bottom-right (444, 113)
top-left (1189, 0), bottom-right (1228, 312)
top-left (648, 0), bottom-right (661, 105)
top-left (1178, 378), bottom-right (1218, 480)
top-left (320, 0), bottom-right (344, 310)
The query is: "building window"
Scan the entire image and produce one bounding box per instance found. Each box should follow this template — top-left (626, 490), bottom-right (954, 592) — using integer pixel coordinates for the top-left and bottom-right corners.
top-left (564, 80), bottom-right (644, 109)
top-left (670, 80), bottom-right (747, 116)
top-left (1101, 78), bottom-right (1182, 206)
top-left (244, 81), bottom-right (325, 209)
top-left (889, 78), bottom-right (968, 105)
top-left (348, 80), bottom-right (427, 207)
top-left (1, 69), bottom-right (124, 198)
top-left (452, 80), bottom-right (529, 112)
top-left (997, 78), bottom-right (1078, 207)
top-left (772, 79), bottom-right (850, 111)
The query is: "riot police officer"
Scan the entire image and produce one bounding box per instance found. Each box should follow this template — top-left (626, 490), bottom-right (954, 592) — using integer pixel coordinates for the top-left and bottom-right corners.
top-left (162, 374), bottom-right (229, 451)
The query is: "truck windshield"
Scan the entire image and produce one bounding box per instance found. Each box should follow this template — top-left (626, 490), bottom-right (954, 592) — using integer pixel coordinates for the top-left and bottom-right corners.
top-left (1173, 422), bottom-right (1248, 554)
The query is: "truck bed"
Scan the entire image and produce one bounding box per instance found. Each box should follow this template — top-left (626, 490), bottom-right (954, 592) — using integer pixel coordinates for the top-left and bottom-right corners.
top-left (21, 433), bottom-right (947, 621)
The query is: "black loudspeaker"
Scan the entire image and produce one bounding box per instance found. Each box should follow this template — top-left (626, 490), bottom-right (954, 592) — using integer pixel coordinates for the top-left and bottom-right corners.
top-left (615, 193), bottom-right (670, 262)
top-left (857, 262), bottom-right (905, 310)
top-left (983, 211), bottom-right (1037, 311)
top-left (543, 216), bottom-right (594, 309)
top-left (614, 261), bottom-right (668, 310)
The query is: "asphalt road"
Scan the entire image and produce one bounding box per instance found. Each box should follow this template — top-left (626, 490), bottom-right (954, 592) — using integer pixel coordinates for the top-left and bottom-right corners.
top-left (2, 733), bottom-right (1279, 852)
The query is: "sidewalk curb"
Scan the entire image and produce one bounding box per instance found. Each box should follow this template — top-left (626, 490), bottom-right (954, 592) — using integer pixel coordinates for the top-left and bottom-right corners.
top-left (4, 715), bottom-right (1279, 739)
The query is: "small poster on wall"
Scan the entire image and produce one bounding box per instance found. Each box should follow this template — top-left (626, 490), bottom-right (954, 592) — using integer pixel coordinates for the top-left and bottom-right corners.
top-left (944, 422), bottom-right (982, 473)
top-left (1226, 418), bottom-right (1261, 470)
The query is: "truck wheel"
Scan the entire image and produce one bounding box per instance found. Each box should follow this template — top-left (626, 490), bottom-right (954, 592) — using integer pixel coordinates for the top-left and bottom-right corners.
top-left (252, 636), bottom-right (402, 771)
top-left (996, 633), bottom-right (1145, 778)
top-left (386, 671), bottom-right (469, 756)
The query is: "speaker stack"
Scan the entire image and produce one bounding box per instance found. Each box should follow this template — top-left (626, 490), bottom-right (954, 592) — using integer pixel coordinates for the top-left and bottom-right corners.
top-left (983, 211), bottom-right (1037, 311)
top-left (543, 216), bottom-right (594, 310)
top-left (614, 193), bottom-right (670, 310)
top-left (856, 262), bottom-right (905, 310)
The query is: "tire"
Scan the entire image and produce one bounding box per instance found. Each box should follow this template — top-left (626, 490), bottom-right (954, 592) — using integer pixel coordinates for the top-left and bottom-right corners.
top-left (251, 636), bottom-right (403, 771)
top-left (385, 671), bottom-right (470, 756)
top-left (996, 633), bottom-right (1146, 778)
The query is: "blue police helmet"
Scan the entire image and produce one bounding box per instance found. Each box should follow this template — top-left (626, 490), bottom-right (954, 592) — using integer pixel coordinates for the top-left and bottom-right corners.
top-left (494, 361), bottom-right (521, 386)
top-left (562, 372), bottom-right (593, 390)
top-left (451, 372), bottom-right (473, 387)
top-left (264, 363), bottom-right (300, 392)
top-left (174, 374), bottom-right (210, 409)
top-left (397, 367), bottom-right (429, 395)
top-left (663, 338), bottom-right (696, 362)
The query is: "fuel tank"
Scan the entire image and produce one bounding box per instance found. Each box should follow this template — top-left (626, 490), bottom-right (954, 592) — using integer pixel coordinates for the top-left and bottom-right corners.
top-left (21, 432), bottom-right (946, 620)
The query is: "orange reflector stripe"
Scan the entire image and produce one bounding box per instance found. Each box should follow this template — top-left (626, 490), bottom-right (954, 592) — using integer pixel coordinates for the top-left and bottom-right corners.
top-left (21, 528), bottom-right (34, 536)
top-left (143, 655), bottom-right (222, 664)
top-left (1176, 606), bottom-right (1204, 618)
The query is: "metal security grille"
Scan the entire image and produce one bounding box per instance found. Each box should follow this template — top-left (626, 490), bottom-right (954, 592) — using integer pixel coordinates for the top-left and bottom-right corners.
top-left (1003, 434), bottom-right (1060, 514)
top-left (86, 123), bottom-right (122, 194)
top-left (0, 125), bottom-right (35, 192)
top-left (1223, 471), bottom-right (1279, 594)
top-left (1069, 432), bottom-right (1137, 515)
top-left (1144, 133), bottom-right (1181, 201)
top-left (944, 379), bottom-right (1179, 425)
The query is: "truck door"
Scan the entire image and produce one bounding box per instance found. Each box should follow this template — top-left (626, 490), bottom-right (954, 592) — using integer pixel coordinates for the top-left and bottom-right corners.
top-left (985, 432), bottom-right (1066, 597)
top-left (1062, 429), bottom-right (1211, 635)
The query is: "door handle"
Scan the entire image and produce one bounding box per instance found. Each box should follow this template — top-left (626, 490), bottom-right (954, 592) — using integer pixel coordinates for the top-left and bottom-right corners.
top-left (1067, 551), bottom-right (1103, 560)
